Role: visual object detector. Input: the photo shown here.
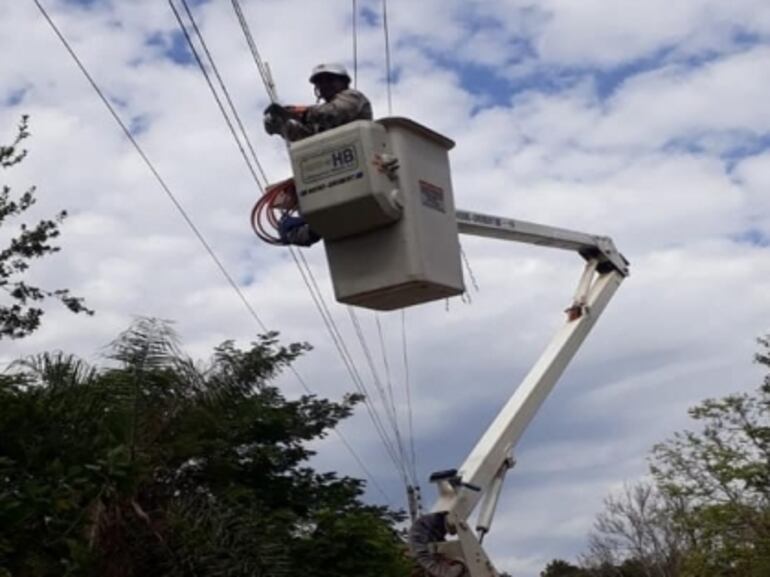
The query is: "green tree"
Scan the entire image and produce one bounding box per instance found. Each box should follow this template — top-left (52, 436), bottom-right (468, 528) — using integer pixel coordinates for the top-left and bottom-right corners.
top-left (540, 559), bottom-right (588, 576)
top-left (0, 319), bottom-right (407, 577)
top-left (0, 115), bottom-right (92, 339)
top-left (651, 335), bottom-right (770, 577)
top-left (581, 482), bottom-right (684, 577)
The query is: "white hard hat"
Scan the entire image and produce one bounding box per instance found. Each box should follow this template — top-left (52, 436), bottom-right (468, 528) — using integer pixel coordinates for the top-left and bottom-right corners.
top-left (309, 63), bottom-right (351, 84)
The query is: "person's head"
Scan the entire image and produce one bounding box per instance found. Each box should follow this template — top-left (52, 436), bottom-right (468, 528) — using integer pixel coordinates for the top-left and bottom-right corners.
top-left (309, 63), bottom-right (351, 101)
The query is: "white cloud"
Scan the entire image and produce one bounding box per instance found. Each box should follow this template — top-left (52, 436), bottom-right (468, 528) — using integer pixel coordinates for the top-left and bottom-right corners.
top-left (2, 2), bottom-right (769, 576)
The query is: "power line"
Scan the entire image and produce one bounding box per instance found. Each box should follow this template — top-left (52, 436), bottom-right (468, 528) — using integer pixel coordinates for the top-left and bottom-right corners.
top-left (177, 0), bottom-right (405, 500)
top-left (32, 0), bottom-right (269, 334)
top-left (375, 312), bottom-right (411, 482)
top-left (169, 0), bottom-right (269, 188)
top-left (289, 360), bottom-right (392, 503)
top-left (382, 0), bottom-right (393, 115)
top-left (225, 0), bottom-right (415, 490)
top-left (34, 0), bottom-right (393, 506)
top-left (294, 250), bottom-right (411, 485)
top-left (352, 0), bottom-right (358, 89)
top-left (402, 309), bottom-right (418, 484)
top-left (230, 0), bottom-right (277, 102)
top-left (348, 308), bottom-right (411, 483)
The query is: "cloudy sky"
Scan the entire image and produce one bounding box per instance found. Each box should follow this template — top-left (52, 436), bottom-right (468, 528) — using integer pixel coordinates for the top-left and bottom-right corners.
top-left (2, 0), bottom-right (770, 574)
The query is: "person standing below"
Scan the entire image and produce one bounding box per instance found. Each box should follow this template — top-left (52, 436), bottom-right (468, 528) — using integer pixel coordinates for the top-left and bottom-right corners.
top-left (264, 63), bottom-right (372, 142)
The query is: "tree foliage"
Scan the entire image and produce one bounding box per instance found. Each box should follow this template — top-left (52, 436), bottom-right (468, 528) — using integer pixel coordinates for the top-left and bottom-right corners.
top-left (581, 482), bottom-right (684, 577)
top-left (543, 335), bottom-right (770, 577)
top-left (540, 559), bottom-right (588, 576)
top-left (0, 115), bottom-right (92, 339)
top-left (0, 319), bottom-right (408, 577)
top-left (649, 335), bottom-right (770, 577)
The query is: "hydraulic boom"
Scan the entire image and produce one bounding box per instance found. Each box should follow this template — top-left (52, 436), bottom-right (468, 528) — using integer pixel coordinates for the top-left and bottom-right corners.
top-left (409, 210), bottom-right (628, 577)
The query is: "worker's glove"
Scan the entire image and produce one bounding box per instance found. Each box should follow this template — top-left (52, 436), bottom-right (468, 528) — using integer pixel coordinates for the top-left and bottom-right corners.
top-left (263, 114), bottom-right (282, 135)
top-left (278, 214), bottom-right (321, 247)
top-left (285, 105), bottom-right (309, 121)
top-left (264, 102), bottom-right (288, 119)
top-left (263, 103), bottom-right (288, 136)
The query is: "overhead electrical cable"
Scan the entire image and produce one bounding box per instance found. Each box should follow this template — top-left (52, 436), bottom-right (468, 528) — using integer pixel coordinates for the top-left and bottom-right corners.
top-left (375, 314), bottom-right (397, 423)
top-left (348, 308), bottom-right (413, 483)
top-left (346, 0), bottom-right (411, 481)
top-left (294, 250), bottom-right (411, 485)
top-left (34, 0), bottom-right (392, 505)
top-left (188, 0), bottom-right (415, 488)
top-left (32, 0), bottom-right (269, 334)
top-left (402, 309), bottom-right (418, 484)
top-left (175, 0), bottom-right (406, 495)
top-left (375, 313), bottom-right (413, 484)
top-left (377, 0), bottom-right (421, 489)
top-left (230, 0), bottom-right (277, 102)
top-left (171, 0), bottom-right (269, 186)
top-left (352, 0), bottom-right (358, 88)
top-left (289, 348), bottom-right (392, 503)
top-left (382, 0), bottom-right (393, 115)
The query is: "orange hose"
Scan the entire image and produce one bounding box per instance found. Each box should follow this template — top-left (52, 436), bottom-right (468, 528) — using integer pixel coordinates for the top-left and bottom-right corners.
top-left (251, 178), bottom-right (299, 245)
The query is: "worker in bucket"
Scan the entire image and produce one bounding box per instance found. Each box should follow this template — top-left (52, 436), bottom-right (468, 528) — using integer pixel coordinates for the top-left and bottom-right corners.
top-left (262, 63), bottom-right (373, 247)
top-left (263, 63), bottom-right (372, 142)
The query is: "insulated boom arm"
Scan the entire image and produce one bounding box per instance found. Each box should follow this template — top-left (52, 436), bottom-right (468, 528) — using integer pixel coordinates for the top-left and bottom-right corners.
top-left (455, 209), bottom-right (629, 276)
top-left (413, 210), bottom-right (628, 577)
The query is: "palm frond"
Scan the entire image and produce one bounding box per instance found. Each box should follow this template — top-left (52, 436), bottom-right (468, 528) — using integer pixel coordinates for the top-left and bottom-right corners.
top-left (8, 350), bottom-right (96, 388)
top-left (107, 317), bottom-right (182, 372)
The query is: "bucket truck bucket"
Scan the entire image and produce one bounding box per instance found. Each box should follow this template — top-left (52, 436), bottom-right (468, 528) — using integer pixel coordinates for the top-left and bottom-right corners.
top-left (288, 117), bottom-right (465, 310)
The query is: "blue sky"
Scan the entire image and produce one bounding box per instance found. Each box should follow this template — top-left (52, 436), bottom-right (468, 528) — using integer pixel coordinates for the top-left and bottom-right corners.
top-left (3, 1), bottom-right (770, 575)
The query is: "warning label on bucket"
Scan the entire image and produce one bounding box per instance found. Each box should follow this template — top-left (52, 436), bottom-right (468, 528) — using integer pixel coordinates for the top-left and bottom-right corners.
top-left (419, 180), bottom-right (446, 213)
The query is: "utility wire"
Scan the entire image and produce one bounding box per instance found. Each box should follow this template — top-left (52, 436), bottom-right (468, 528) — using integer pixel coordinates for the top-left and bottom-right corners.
top-left (291, 250), bottom-right (410, 485)
top-left (352, 0), bottom-right (358, 89)
top-left (294, 250), bottom-right (410, 482)
top-left (32, 0), bottom-right (269, 334)
top-left (402, 309), bottom-right (418, 484)
top-left (375, 313), bottom-right (413, 484)
top-left (290, 360), bottom-right (392, 503)
top-left (382, 0), bottom-right (393, 115)
top-left (172, 0), bottom-right (269, 186)
top-left (379, 0), bottom-right (420, 489)
top-left (227, 0), bottom-right (415, 489)
top-left (375, 314), bottom-right (397, 422)
top-left (230, 0), bottom-right (276, 102)
top-left (348, 308), bottom-right (412, 483)
top-left (34, 0), bottom-right (392, 505)
top-left (186, 0), bottom-right (402, 499)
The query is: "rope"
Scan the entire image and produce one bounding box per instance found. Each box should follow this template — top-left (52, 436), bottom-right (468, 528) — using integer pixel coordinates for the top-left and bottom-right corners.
top-left (378, 0), bottom-right (420, 490)
top-left (228, 0), bottom-right (416, 489)
top-left (32, 0), bottom-right (269, 334)
top-left (461, 243), bottom-right (480, 293)
top-left (376, 314), bottom-right (397, 422)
